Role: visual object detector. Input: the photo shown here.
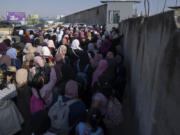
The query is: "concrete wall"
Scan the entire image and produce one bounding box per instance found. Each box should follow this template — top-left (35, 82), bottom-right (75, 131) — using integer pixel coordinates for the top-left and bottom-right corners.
top-left (64, 4), bottom-right (107, 25)
top-left (119, 11), bottom-right (180, 135)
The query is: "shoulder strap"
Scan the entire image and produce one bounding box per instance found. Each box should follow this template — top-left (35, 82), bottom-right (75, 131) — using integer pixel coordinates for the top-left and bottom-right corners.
top-left (76, 59), bottom-right (80, 72)
top-left (83, 64), bottom-right (89, 73)
top-left (58, 96), bottom-right (80, 107)
top-left (66, 98), bottom-right (80, 106)
top-left (72, 49), bottom-right (79, 58)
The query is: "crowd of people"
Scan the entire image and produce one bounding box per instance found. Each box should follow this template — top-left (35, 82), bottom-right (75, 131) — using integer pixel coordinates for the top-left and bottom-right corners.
top-left (0, 24), bottom-right (126, 135)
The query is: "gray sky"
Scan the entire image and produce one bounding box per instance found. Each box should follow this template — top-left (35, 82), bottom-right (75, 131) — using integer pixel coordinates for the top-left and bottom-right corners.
top-left (0, 0), bottom-right (179, 17)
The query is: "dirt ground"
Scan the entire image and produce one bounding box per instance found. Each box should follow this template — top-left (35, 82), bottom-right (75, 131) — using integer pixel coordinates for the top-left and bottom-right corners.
top-left (0, 28), bottom-right (12, 42)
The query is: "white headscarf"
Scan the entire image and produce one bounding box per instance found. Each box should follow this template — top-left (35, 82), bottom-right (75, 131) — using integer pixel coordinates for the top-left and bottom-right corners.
top-left (71, 39), bottom-right (83, 51)
top-left (42, 46), bottom-right (52, 57)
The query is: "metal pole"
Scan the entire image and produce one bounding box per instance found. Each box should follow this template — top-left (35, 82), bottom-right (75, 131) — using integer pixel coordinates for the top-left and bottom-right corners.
top-left (144, 0), bottom-right (147, 16)
top-left (163, 0), bottom-right (167, 12)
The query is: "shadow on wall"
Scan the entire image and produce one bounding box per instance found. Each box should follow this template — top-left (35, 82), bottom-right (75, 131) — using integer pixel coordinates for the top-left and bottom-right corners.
top-left (119, 10), bottom-right (180, 135)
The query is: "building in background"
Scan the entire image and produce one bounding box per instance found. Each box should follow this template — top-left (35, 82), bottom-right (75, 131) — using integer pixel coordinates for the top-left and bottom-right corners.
top-left (57, 15), bottom-right (64, 20)
top-left (64, 0), bottom-right (140, 31)
top-left (31, 14), bottom-right (39, 19)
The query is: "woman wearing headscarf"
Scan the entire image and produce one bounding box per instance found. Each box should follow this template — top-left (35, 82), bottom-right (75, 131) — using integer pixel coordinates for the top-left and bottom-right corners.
top-left (91, 60), bottom-right (108, 88)
top-left (103, 51), bottom-right (117, 84)
top-left (28, 55), bottom-right (56, 110)
top-left (50, 80), bottom-right (86, 129)
top-left (30, 65), bottom-right (57, 113)
top-left (48, 40), bottom-right (56, 57)
top-left (75, 51), bottom-right (93, 86)
top-left (57, 45), bottom-right (70, 64)
top-left (53, 51), bottom-right (75, 96)
top-left (90, 53), bottom-right (103, 69)
top-left (6, 48), bottom-right (22, 69)
top-left (91, 92), bottom-right (108, 116)
top-left (68, 39), bottom-right (84, 65)
top-left (57, 29), bottom-right (64, 44)
top-left (0, 65), bottom-right (24, 135)
top-left (15, 68), bottom-right (32, 135)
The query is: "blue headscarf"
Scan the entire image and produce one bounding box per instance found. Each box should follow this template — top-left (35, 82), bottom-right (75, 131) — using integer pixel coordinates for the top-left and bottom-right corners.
top-left (6, 48), bottom-right (17, 59)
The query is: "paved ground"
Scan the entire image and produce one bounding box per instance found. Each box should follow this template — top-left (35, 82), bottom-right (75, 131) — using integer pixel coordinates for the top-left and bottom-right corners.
top-left (0, 28), bottom-right (12, 42)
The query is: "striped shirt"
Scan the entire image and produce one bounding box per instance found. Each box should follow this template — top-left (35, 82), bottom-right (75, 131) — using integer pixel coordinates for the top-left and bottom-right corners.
top-left (0, 84), bottom-right (17, 100)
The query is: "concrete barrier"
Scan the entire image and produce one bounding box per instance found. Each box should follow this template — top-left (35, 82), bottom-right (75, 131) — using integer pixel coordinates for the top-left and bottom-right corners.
top-left (119, 11), bottom-right (180, 135)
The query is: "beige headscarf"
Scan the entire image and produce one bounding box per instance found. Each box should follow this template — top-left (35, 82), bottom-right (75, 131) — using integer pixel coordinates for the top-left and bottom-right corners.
top-left (57, 45), bottom-right (67, 55)
top-left (16, 68), bottom-right (28, 88)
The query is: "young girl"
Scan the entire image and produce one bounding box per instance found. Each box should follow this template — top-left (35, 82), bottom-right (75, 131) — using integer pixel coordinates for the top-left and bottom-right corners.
top-left (75, 108), bottom-right (104, 135)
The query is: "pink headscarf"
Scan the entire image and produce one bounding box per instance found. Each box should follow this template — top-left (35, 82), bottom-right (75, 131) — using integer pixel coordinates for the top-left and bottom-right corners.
top-left (65, 80), bottom-right (78, 99)
top-left (36, 46), bottom-right (43, 56)
top-left (65, 30), bottom-right (70, 34)
top-left (80, 32), bottom-right (85, 38)
top-left (91, 60), bottom-right (108, 87)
